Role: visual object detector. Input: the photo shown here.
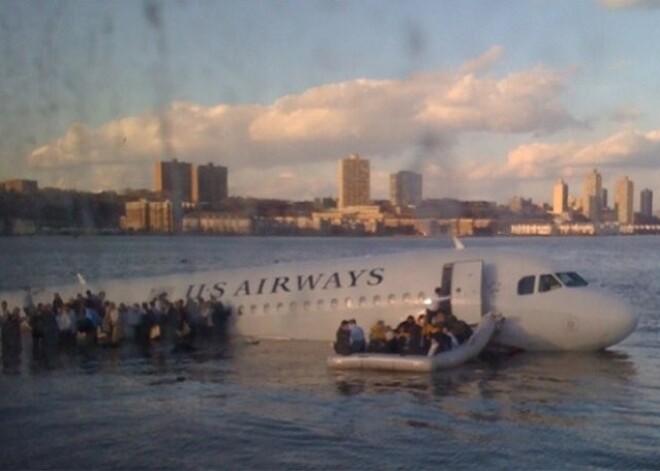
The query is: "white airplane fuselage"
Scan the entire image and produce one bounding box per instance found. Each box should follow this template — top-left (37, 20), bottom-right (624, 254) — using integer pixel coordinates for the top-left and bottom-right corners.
top-left (0, 247), bottom-right (639, 352)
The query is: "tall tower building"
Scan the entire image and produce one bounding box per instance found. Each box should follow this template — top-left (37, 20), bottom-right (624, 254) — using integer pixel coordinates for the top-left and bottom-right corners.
top-left (154, 159), bottom-right (192, 202)
top-left (640, 188), bottom-right (653, 222)
top-left (338, 154), bottom-right (370, 209)
top-left (192, 163), bottom-right (228, 205)
top-left (552, 178), bottom-right (568, 215)
top-left (582, 169), bottom-right (602, 222)
top-left (390, 171), bottom-right (422, 207)
top-left (614, 176), bottom-right (634, 225)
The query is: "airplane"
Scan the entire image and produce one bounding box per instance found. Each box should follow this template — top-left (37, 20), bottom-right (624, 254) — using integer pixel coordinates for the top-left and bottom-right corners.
top-left (0, 240), bottom-right (639, 352)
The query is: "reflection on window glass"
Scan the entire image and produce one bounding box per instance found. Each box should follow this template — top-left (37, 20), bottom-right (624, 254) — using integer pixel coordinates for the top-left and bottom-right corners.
top-left (539, 274), bottom-right (562, 293)
top-left (555, 272), bottom-right (588, 287)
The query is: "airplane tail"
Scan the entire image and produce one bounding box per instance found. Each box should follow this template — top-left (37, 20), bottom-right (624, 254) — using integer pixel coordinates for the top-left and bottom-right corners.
top-left (452, 237), bottom-right (465, 250)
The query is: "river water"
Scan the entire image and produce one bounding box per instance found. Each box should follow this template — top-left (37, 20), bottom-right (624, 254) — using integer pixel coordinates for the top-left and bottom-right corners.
top-left (1, 235), bottom-right (660, 470)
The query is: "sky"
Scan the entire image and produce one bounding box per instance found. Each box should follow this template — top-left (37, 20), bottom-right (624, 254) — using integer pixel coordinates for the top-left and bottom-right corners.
top-left (1, 0), bottom-right (660, 206)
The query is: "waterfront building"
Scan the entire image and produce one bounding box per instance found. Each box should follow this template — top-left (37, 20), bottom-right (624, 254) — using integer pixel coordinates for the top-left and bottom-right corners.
top-left (509, 196), bottom-right (533, 215)
top-left (2, 179), bottom-right (38, 194)
top-left (390, 171), bottom-right (422, 207)
top-left (338, 154), bottom-right (370, 209)
top-left (192, 163), bottom-right (228, 205)
top-left (183, 212), bottom-right (253, 235)
top-left (122, 200), bottom-right (150, 231)
top-left (122, 199), bottom-right (174, 232)
top-left (154, 159), bottom-right (192, 202)
top-left (553, 179), bottom-right (568, 215)
top-left (614, 176), bottom-right (634, 225)
top-left (640, 188), bottom-right (653, 222)
top-left (582, 169), bottom-right (602, 222)
top-left (149, 201), bottom-right (175, 232)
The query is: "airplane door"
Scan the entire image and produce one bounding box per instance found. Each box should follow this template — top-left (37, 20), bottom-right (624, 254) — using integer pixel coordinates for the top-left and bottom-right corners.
top-left (449, 260), bottom-right (483, 324)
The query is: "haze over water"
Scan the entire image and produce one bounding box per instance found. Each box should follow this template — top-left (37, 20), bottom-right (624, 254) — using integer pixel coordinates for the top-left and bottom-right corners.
top-left (1, 235), bottom-right (660, 470)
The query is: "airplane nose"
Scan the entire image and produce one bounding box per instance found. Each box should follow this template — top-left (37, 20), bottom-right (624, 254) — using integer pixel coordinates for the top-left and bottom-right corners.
top-left (597, 293), bottom-right (639, 347)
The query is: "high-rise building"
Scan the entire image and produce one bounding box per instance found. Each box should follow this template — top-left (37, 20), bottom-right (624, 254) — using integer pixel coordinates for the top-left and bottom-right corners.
top-left (154, 159), bottom-right (192, 202)
top-left (640, 188), bottom-right (653, 222)
top-left (614, 176), bottom-right (634, 225)
top-left (390, 171), bottom-right (422, 207)
top-left (338, 154), bottom-right (370, 208)
top-left (552, 179), bottom-right (568, 215)
top-left (582, 169), bottom-right (602, 222)
top-left (192, 163), bottom-right (228, 205)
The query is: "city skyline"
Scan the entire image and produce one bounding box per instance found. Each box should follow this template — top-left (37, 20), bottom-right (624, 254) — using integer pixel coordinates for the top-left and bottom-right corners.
top-left (2, 161), bottom-right (657, 216)
top-left (3, 1), bottom-right (660, 204)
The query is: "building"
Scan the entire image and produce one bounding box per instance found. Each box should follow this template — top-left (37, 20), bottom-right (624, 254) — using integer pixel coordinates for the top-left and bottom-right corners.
top-left (122, 200), bottom-right (150, 231)
top-left (552, 179), bottom-right (568, 215)
top-left (2, 179), bottom-right (38, 194)
top-left (338, 154), bottom-right (370, 209)
top-left (192, 163), bottom-right (228, 205)
top-left (614, 176), bottom-right (634, 225)
top-left (121, 199), bottom-right (174, 232)
top-left (390, 171), bottom-right (422, 207)
top-left (582, 169), bottom-right (602, 222)
top-left (154, 159), bottom-right (192, 202)
top-left (640, 188), bottom-right (653, 222)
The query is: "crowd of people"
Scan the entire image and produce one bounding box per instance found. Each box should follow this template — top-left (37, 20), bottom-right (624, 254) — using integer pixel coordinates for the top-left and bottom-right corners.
top-left (0, 290), bottom-right (232, 366)
top-left (333, 308), bottom-right (473, 357)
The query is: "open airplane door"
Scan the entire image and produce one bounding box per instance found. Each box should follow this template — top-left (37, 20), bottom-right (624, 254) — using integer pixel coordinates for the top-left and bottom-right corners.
top-left (449, 260), bottom-right (483, 325)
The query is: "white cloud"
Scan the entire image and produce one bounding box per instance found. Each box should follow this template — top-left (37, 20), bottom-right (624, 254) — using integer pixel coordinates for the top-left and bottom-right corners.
top-left (443, 129), bottom-right (660, 202)
top-left (599, 0), bottom-right (660, 9)
top-left (26, 47), bottom-right (581, 199)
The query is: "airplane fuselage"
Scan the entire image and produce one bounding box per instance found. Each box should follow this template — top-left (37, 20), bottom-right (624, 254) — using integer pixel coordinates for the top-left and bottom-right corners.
top-left (0, 247), bottom-right (639, 352)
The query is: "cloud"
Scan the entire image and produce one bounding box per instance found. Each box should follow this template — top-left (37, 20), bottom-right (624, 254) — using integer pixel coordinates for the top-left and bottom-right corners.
top-left (462, 129), bottom-right (660, 188)
top-left (26, 47), bottom-right (580, 198)
top-left (609, 105), bottom-right (643, 124)
top-left (599, 0), bottom-right (660, 9)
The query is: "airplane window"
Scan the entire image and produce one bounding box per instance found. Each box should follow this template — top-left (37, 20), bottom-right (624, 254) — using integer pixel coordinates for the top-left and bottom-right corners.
top-left (330, 299), bottom-right (338, 309)
top-left (359, 296), bottom-right (367, 306)
top-left (303, 301), bottom-right (311, 311)
top-left (387, 294), bottom-right (396, 304)
top-left (263, 303), bottom-right (271, 314)
top-left (276, 302), bottom-right (284, 313)
top-left (539, 274), bottom-right (562, 293)
top-left (289, 302), bottom-right (297, 312)
top-left (417, 292), bottom-right (426, 302)
top-left (555, 272), bottom-right (589, 287)
top-left (317, 299), bottom-right (325, 310)
top-left (517, 276), bottom-right (535, 295)
top-left (250, 304), bottom-right (258, 315)
top-left (402, 293), bottom-right (411, 303)
top-left (373, 295), bottom-right (381, 306)
top-left (238, 306), bottom-right (245, 316)
top-left (345, 298), bottom-right (353, 308)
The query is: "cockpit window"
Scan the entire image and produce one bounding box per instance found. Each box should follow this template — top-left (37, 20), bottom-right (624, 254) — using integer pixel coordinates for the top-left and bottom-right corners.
top-left (539, 274), bottom-right (562, 293)
top-left (517, 276), bottom-right (535, 295)
top-left (555, 272), bottom-right (589, 287)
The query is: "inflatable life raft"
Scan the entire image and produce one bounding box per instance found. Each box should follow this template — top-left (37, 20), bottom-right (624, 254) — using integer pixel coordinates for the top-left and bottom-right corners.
top-left (327, 312), bottom-right (500, 372)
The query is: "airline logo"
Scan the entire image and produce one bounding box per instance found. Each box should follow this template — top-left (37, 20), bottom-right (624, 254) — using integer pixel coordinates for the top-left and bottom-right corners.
top-left (185, 267), bottom-right (384, 300)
